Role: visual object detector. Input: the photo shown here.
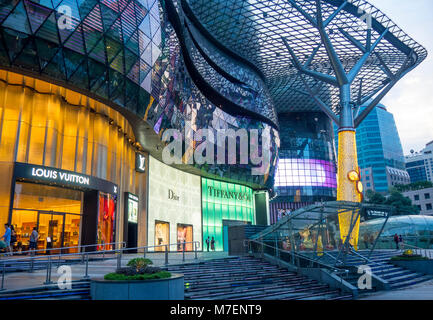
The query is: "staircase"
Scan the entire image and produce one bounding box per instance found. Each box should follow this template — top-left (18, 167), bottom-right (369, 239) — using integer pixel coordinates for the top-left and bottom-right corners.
top-left (0, 280), bottom-right (91, 300)
top-left (166, 256), bottom-right (353, 300)
top-left (325, 250), bottom-right (432, 290)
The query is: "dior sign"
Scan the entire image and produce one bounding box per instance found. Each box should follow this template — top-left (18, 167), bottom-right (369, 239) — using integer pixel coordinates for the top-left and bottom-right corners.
top-left (168, 189), bottom-right (179, 201)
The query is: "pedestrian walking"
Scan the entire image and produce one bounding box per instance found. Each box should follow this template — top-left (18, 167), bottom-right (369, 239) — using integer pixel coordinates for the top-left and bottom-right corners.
top-left (2, 224), bottom-right (11, 256)
top-left (29, 227), bottom-right (39, 255)
top-left (211, 236), bottom-right (215, 251)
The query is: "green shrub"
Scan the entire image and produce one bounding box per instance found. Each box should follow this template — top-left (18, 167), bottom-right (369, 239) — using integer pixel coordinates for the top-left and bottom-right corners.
top-left (126, 258), bottom-right (153, 269)
top-left (104, 271), bottom-right (171, 281)
top-left (391, 255), bottom-right (429, 261)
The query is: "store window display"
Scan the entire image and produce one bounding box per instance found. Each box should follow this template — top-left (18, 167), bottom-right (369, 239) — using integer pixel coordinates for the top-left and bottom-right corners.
top-left (12, 182), bottom-right (82, 253)
top-left (97, 192), bottom-right (116, 251)
top-left (177, 224), bottom-right (193, 251)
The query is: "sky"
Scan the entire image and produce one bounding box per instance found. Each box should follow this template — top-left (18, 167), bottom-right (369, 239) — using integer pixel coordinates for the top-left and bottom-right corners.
top-left (368, 0), bottom-right (433, 154)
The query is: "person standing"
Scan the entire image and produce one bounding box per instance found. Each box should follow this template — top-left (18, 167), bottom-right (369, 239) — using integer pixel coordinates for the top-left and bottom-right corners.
top-left (211, 237), bottom-right (215, 251)
top-left (29, 227), bottom-right (39, 256)
top-left (393, 234), bottom-right (399, 250)
top-left (2, 224), bottom-right (11, 256)
top-left (205, 236), bottom-right (210, 252)
top-left (10, 225), bottom-right (17, 254)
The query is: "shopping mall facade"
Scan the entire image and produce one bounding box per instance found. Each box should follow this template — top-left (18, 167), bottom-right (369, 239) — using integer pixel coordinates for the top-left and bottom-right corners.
top-left (0, 0), bottom-right (426, 252)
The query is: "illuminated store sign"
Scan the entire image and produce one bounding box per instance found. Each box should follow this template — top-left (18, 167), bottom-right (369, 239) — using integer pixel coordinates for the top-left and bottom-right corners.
top-left (136, 153), bottom-right (146, 173)
top-left (126, 193), bottom-right (139, 224)
top-left (202, 178), bottom-right (255, 251)
top-left (14, 162), bottom-right (118, 194)
top-left (206, 186), bottom-right (251, 201)
top-left (31, 168), bottom-right (90, 185)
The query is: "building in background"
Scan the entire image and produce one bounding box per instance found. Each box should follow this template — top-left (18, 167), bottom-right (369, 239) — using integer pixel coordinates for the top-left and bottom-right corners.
top-left (270, 112), bottom-right (337, 224)
top-left (402, 187), bottom-right (433, 216)
top-left (336, 103), bottom-right (409, 193)
top-left (405, 141), bottom-right (433, 183)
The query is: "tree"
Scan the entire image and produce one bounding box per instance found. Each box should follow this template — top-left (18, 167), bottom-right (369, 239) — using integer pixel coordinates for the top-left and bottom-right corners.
top-left (365, 190), bottom-right (386, 204)
top-left (364, 189), bottom-right (420, 216)
top-left (394, 181), bottom-right (433, 193)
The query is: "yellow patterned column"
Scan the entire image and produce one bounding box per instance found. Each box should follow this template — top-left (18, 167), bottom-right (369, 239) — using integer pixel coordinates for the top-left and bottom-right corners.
top-left (337, 130), bottom-right (363, 249)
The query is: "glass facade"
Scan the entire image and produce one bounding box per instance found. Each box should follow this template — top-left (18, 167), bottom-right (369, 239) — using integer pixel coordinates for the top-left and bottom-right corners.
top-left (202, 177), bottom-right (255, 251)
top-left (406, 161), bottom-right (428, 183)
top-left (12, 182), bottom-right (83, 252)
top-left (0, 71), bottom-right (147, 247)
top-left (271, 112), bottom-right (337, 221)
top-left (359, 215), bottom-right (433, 249)
top-left (336, 104), bottom-right (407, 193)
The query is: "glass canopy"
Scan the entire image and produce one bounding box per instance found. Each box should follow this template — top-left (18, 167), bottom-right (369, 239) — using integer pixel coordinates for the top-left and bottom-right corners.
top-left (184, 0), bottom-right (427, 114)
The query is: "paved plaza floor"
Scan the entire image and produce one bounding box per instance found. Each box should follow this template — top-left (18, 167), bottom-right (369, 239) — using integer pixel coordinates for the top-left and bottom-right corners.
top-left (0, 251), bottom-right (229, 293)
top-left (360, 279), bottom-right (433, 300)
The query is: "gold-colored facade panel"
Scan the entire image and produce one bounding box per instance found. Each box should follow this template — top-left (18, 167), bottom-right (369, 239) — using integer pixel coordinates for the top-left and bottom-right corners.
top-left (0, 70), bottom-right (148, 246)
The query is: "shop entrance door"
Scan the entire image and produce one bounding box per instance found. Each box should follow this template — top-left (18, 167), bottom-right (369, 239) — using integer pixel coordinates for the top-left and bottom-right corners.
top-left (12, 208), bottom-right (82, 254)
top-left (37, 212), bottom-right (64, 254)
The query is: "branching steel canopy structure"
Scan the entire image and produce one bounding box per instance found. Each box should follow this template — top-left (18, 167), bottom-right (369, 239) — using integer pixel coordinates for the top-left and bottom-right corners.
top-left (185, 0), bottom-right (427, 117)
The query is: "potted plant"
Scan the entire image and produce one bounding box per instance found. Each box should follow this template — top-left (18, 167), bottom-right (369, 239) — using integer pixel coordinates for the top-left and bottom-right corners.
top-left (90, 258), bottom-right (184, 300)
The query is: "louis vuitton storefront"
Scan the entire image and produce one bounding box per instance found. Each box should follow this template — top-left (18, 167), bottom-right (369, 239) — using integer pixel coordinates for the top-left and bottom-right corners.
top-left (0, 72), bottom-right (148, 253)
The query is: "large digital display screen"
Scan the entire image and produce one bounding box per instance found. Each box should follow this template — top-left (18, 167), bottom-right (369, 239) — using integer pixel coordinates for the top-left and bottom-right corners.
top-left (148, 157), bottom-right (202, 250)
top-left (274, 159), bottom-right (337, 188)
top-left (202, 178), bottom-right (255, 251)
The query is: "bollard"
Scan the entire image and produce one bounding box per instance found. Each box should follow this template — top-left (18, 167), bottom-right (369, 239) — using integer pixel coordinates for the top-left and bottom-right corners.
top-left (117, 251), bottom-right (122, 270)
top-left (44, 256), bottom-right (53, 285)
top-left (165, 245), bottom-right (169, 265)
top-left (194, 243), bottom-right (198, 260)
top-left (83, 254), bottom-right (90, 279)
top-left (182, 242), bottom-right (185, 262)
top-left (143, 247), bottom-right (147, 259)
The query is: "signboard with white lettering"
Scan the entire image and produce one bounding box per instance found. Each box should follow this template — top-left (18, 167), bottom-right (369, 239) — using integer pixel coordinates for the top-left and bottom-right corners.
top-left (13, 162), bottom-right (118, 195)
top-left (135, 153), bottom-right (146, 173)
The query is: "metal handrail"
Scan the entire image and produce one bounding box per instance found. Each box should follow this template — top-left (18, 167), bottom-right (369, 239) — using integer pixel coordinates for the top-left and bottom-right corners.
top-left (0, 240), bottom-right (201, 291)
top-left (247, 238), bottom-right (390, 280)
top-left (2, 241), bottom-right (126, 257)
top-left (246, 238), bottom-right (337, 271)
top-left (400, 243), bottom-right (432, 259)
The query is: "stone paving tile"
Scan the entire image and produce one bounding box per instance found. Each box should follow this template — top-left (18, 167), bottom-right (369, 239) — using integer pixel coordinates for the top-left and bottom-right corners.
top-left (360, 280), bottom-right (433, 300)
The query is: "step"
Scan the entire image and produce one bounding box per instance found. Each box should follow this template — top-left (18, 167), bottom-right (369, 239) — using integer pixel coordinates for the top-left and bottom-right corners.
top-left (389, 275), bottom-right (432, 289)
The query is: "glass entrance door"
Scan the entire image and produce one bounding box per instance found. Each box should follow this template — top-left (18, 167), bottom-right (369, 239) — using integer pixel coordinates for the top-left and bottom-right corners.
top-left (37, 212), bottom-right (64, 254)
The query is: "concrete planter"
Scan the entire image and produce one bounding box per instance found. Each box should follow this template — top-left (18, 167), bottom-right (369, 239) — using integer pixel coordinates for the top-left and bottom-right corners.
top-left (90, 274), bottom-right (184, 300)
top-left (391, 260), bottom-right (433, 275)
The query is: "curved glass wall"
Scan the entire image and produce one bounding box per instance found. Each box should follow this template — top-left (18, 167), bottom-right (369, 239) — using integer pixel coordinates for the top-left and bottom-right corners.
top-left (359, 215), bottom-right (433, 249)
